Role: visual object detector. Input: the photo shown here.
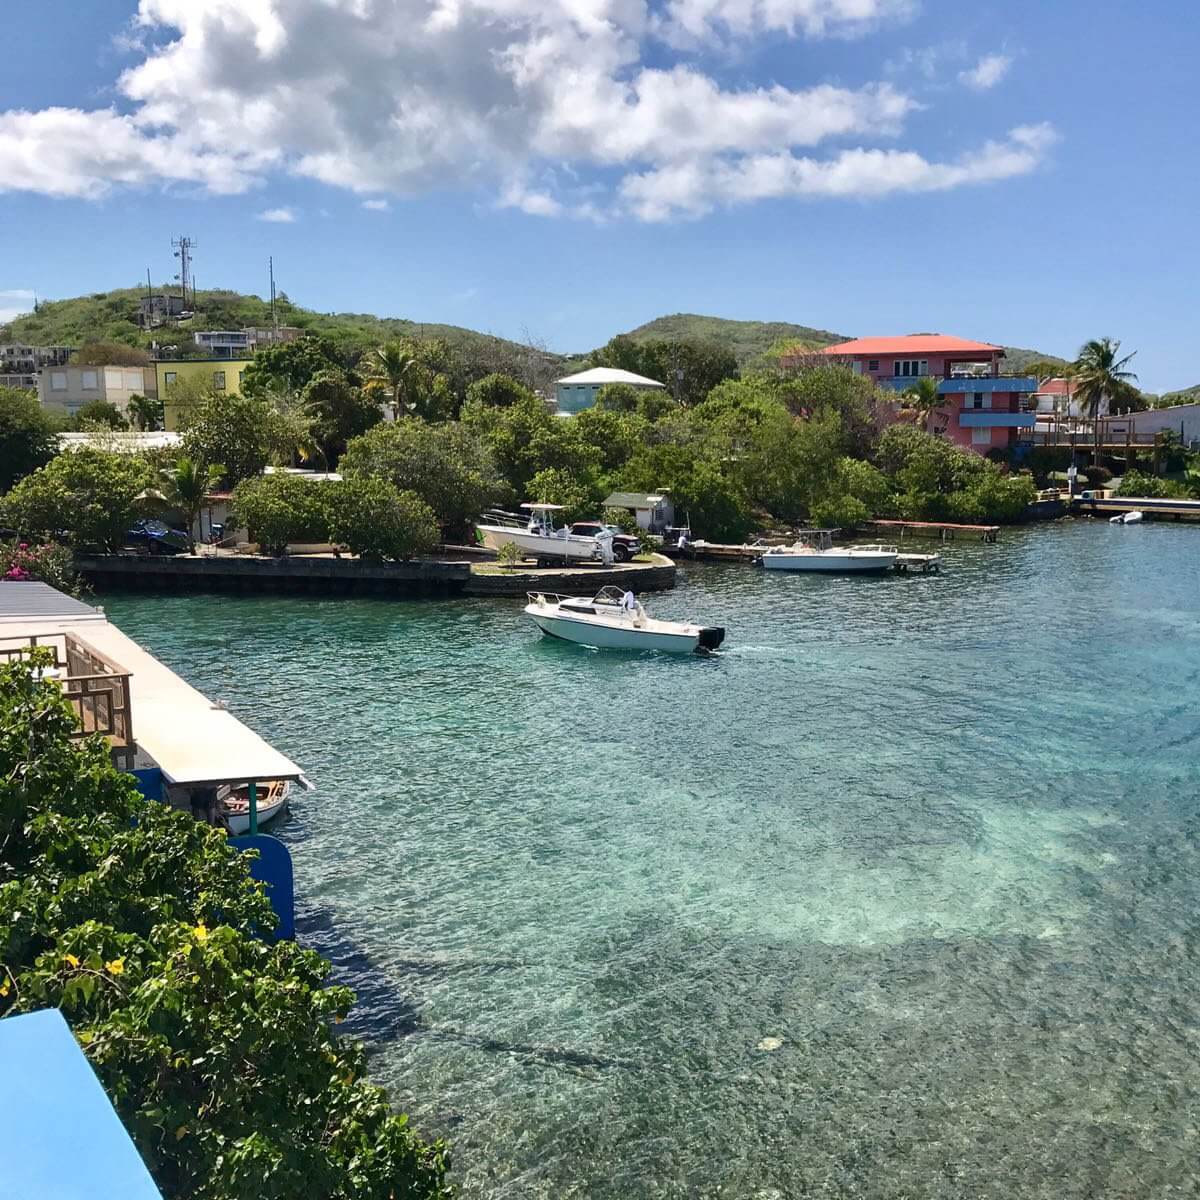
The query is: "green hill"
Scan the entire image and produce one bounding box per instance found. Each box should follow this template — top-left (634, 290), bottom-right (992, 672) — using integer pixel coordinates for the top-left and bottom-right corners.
top-left (620, 312), bottom-right (844, 364)
top-left (0, 286), bottom-right (567, 373)
top-left (1, 289), bottom-right (1069, 381)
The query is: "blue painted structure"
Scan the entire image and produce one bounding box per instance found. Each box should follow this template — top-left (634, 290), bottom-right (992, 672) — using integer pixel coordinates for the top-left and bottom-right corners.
top-left (937, 376), bottom-right (1038, 394)
top-left (229, 833), bottom-right (296, 940)
top-left (130, 767), bottom-right (163, 802)
top-left (0, 1008), bottom-right (163, 1200)
top-left (958, 411), bottom-right (1037, 428)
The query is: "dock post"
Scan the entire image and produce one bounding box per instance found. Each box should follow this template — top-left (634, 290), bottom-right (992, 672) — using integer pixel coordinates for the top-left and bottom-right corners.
top-left (248, 780), bottom-right (258, 836)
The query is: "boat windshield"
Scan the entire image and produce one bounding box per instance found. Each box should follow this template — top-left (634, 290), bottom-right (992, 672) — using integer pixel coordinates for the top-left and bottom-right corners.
top-left (795, 529), bottom-right (835, 551)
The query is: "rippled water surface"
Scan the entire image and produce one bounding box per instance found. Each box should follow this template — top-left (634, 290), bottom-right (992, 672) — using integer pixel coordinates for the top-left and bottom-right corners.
top-left (100, 521), bottom-right (1200, 1197)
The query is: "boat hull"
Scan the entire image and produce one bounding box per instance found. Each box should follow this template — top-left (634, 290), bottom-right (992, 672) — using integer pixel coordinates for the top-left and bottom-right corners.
top-left (529, 610), bottom-right (703, 652)
top-left (477, 525), bottom-right (604, 562)
top-left (761, 552), bottom-right (896, 573)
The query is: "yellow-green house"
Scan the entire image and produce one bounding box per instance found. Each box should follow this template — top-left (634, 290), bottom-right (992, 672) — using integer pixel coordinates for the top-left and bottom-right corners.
top-left (157, 359), bottom-right (255, 431)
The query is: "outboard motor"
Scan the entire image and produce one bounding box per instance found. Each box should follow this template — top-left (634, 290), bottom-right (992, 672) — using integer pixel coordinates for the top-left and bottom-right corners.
top-left (594, 529), bottom-right (615, 565)
top-left (697, 626), bottom-right (726, 651)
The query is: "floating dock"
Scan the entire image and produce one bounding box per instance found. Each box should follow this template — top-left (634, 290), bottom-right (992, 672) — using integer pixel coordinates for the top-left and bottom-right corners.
top-left (894, 553), bottom-right (941, 573)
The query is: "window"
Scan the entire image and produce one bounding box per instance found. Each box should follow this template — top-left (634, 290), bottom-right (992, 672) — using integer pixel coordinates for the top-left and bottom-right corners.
top-left (164, 371), bottom-right (177, 386)
top-left (978, 391), bottom-right (992, 409)
top-left (80, 370), bottom-right (99, 390)
top-left (238, 370), bottom-right (246, 388)
top-left (971, 427), bottom-right (992, 446)
top-left (213, 371), bottom-right (226, 390)
top-left (894, 360), bottom-right (927, 378)
top-left (867, 359), bottom-right (879, 372)
top-left (50, 371), bottom-right (67, 391)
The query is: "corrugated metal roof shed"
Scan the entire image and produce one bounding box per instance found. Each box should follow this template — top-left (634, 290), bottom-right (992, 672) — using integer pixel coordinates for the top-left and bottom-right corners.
top-left (0, 581), bottom-right (103, 624)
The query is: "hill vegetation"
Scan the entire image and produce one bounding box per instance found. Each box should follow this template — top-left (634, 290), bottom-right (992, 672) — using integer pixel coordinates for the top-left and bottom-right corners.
top-left (2, 288), bottom-right (1073, 380)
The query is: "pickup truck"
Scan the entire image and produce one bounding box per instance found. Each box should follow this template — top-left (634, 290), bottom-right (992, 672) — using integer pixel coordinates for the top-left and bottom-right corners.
top-left (568, 522), bottom-right (639, 563)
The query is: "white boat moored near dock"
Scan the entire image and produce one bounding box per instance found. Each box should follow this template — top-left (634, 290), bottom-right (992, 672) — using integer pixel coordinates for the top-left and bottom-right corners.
top-left (757, 530), bottom-right (898, 573)
top-left (525, 587), bottom-right (725, 653)
top-left (1110, 511), bottom-right (1144, 524)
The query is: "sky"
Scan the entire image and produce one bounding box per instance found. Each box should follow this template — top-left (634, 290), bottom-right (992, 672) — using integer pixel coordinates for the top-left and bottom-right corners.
top-left (0, 0), bottom-right (1196, 392)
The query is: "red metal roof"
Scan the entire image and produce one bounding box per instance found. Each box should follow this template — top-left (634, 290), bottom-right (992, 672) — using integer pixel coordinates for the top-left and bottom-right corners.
top-left (820, 334), bottom-right (1004, 357)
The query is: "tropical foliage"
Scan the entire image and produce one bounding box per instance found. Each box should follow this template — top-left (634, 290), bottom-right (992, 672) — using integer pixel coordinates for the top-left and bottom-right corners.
top-left (325, 477), bottom-right (440, 561)
top-left (0, 448), bottom-right (150, 550)
top-left (0, 539), bottom-right (82, 595)
top-left (0, 386), bottom-right (60, 492)
top-left (1072, 337), bottom-right (1139, 417)
top-left (230, 473), bottom-right (332, 556)
top-left (0, 656), bottom-right (449, 1199)
top-left (180, 394), bottom-right (273, 486)
top-left (159, 457), bottom-right (225, 552)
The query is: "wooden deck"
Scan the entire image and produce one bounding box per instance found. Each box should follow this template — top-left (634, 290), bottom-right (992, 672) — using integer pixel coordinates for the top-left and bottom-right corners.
top-left (1072, 496), bottom-right (1200, 521)
top-left (865, 519), bottom-right (1000, 543)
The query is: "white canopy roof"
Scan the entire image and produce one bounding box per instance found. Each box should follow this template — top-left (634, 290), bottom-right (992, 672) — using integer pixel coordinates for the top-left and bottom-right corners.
top-left (555, 367), bottom-right (665, 388)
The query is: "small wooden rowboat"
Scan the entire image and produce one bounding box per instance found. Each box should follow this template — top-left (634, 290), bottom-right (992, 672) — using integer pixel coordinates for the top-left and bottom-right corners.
top-left (223, 779), bottom-right (291, 834)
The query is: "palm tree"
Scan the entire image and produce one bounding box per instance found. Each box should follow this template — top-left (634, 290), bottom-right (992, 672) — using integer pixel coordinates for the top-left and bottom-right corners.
top-left (160, 457), bottom-right (225, 553)
top-left (126, 393), bottom-right (164, 431)
top-left (902, 375), bottom-right (947, 432)
top-left (1072, 338), bottom-right (1139, 419)
top-left (368, 342), bottom-right (418, 420)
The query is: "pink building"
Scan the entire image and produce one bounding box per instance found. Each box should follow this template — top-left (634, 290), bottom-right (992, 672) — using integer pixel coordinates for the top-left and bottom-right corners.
top-left (806, 334), bottom-right (1037, 454)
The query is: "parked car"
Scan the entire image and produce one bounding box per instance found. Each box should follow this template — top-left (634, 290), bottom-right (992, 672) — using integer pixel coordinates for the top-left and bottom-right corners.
top-left (126, 519), bottom-right (190, 555)
top-left (568, 521), bottom-right (639, 563)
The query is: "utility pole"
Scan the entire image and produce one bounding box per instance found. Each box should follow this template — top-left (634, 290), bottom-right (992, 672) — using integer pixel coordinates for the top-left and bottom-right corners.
top-left (171, 235), bottom-right (196, 310)
top-left (269, 256), bottom-right (278, 335)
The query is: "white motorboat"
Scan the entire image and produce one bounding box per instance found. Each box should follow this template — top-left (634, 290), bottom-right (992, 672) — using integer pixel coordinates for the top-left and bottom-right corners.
top-left (1110, 511), bottom-right (1144, 524)
top-left (757, 529), bottom-right (898, 573)
top-left (524, 587), bottom-right (725, 653)
top-left (476, 503), bottom-right (614, 564)
top-left (222, 779), bottom-right (290, 834)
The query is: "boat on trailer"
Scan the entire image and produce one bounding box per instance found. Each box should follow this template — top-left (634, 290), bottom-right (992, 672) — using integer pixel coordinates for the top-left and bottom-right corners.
top-left (476, 503), bottom-right (615, 565)
top-left (757, 529), bottom-right (898, 573)
top-left (524, 587), bottom-right (725, 653)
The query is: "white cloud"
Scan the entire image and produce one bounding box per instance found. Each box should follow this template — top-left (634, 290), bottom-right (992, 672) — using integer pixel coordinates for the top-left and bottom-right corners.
top-left (620, 122), bottom-right (1058, 219)
top-left (361, 199), bottom-right (390, 211)
top-left (256, 206), bottom-right (297, 222)
top-left (0, 0), bottom-right (1051, 221)
top-left (959, 53), bottom-right (1012, 91)
top-left (0, 288), bottom-right (36, 325)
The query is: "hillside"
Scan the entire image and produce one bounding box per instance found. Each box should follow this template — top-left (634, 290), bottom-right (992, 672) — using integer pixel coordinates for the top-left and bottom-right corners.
top-left (1160, 384), bottom-right (1200, 405)
top-left (621, 313), bottom-right (844, 364)
top-left (2, 289), bottom-right (1069, 382)
top-left (0, 286), bottom-right (568, 373)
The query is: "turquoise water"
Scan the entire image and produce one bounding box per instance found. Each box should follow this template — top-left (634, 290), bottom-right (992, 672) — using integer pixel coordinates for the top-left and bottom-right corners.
top-left (101, 521), bottom-right (1200, 1198)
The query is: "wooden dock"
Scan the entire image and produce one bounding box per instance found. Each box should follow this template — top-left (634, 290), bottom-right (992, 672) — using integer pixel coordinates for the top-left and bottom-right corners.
top-left (865, 519), bottom-right (1000, 543)
top-left (1072, 496), bottom-right (1200, 521)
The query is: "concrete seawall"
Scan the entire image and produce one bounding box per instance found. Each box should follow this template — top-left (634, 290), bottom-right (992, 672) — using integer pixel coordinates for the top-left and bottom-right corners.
top-left (463, 554), bottom-right (677, 597)
top-left (75, 553), bottom-right (471, 597)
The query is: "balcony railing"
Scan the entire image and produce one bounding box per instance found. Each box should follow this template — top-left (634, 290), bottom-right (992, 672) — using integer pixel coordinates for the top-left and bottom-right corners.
top-left (0, 633), bottom-right (135, 769)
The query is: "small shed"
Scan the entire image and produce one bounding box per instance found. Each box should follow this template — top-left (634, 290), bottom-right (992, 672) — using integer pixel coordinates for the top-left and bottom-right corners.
top-left (555, 367), bottom-right (665, 415)
top-left (603, 490), bottom-right (674, 532)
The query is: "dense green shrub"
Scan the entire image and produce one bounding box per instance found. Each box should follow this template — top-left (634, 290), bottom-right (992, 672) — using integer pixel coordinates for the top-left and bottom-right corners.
top-left (326, 477), bottom-right (439, 560)
top-left (0, 656), bottom-right (449, 1199)
top-left (180, 394), bottom-right (273, 485)
top-left (465, 373), bottom-right (534, 409)
top-left (340, 420), bottom-right (499, 539)
top-left (0, 448), bottom-right (150, 549)
top-left (1114, 469), bottom-right (1188, 499)
top-left (0, 386), bottom-right (60, 492)
top-left (72, 399), bottom-right (128, 430)
top-left (230, 473), bottom-right (331, 555)
top-left (809, 493), bottom-right (870, 531)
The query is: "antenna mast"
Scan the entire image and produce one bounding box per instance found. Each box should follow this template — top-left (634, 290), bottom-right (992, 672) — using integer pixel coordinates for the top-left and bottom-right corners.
top-left (171, 235), bottom-right (196, 309)
top-left (269, 256), bottom-right (278, 334)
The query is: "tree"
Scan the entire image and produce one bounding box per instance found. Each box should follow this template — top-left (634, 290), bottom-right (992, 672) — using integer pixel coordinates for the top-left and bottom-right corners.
top-left (465, 373), bottom-right (535, 409)
top-left (241, 335), bottom-right (347, 399)
top-left (901, 376), bottom-right (947, 432)
top-left (126, 393), bottom-right (164, 432)
top-left (159, 457), bottom-right (225, 552)
top-left (0, 656), bottom-right (449, 1199)
top-left (326, 477), bottom-right (439, 560)
top-left (590, 336), bottom-right (738, 406)
top-left (620, 443), bottom-right (752, 542)
top-left (528, 467), bottom-right (603, 523)
top-left (1072, 337), bottom-right (1139, 418)
top-left (594, 382), bottom-right (642, 413)
top-left (300, 370), bottom-right (382, 466)
top-left (71, 341), bottom-right (152, 367)
top-left (340, 421), bottom-right (499, 539)
top-left (72, 399), bottom-right (129, 430)
top-left (368, 342), bottom-right (419, 420)
top-left (180, 394), bottom-right (272, 486)
top-left (0, 386), bottom-right (59, 492)
top-left (0, 448), bottom-right (150, 550)
top-left (229, 473), bottom-right (331, 556)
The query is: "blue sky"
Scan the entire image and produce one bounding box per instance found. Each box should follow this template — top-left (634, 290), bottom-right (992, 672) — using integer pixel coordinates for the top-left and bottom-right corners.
top-left (1, 0), bottom-right (1196, 391)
